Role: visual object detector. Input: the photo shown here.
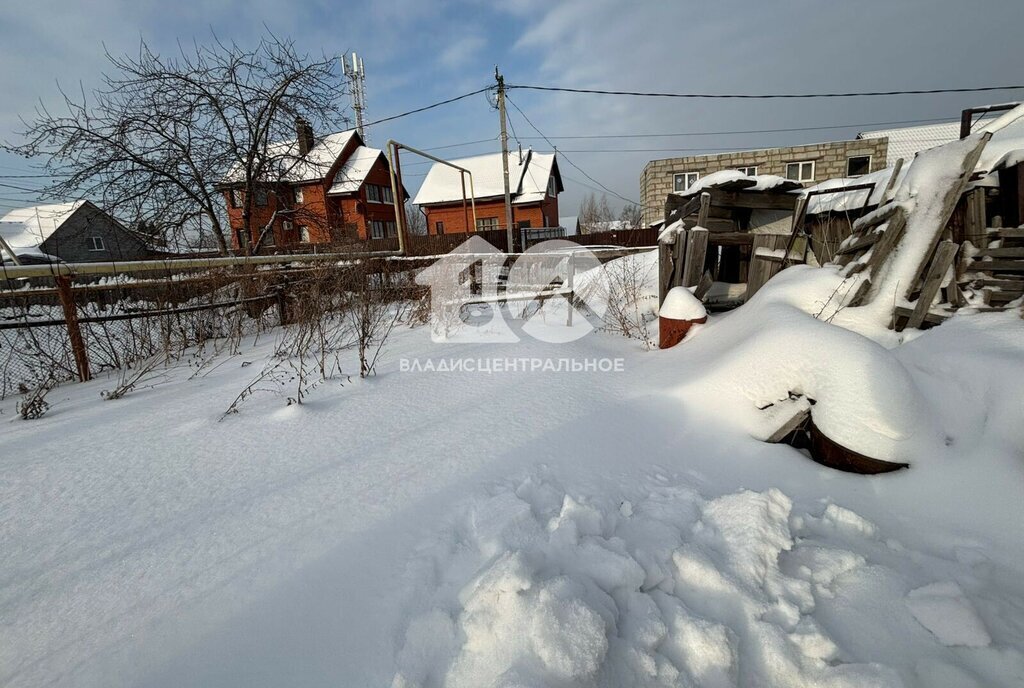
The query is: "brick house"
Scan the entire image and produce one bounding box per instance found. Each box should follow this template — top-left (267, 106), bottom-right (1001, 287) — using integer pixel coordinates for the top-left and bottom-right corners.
top-left (413, 149), bottom-right (562, 235)
top-left (640, 138), bottom-right (889, 227)
top-left (219, 122), bottom-right (406, 250)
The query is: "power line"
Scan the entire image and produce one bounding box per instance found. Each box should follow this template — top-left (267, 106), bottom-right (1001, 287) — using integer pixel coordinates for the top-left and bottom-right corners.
top-left (505, 95), bottom-right (639, 206)
top-left (514, 116), bottom-right (967, 140)
top-left (508, 83), bottom-right (1024, 99)
top-left (362, 86), bottom-right (492, 128)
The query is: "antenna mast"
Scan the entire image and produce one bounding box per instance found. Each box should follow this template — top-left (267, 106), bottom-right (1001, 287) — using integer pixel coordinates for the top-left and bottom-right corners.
top-left (343, 52), bottom-right (368, 140)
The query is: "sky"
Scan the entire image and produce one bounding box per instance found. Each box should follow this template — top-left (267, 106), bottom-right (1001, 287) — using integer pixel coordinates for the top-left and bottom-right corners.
top-left (1, 0), bottom-right (1024, 221)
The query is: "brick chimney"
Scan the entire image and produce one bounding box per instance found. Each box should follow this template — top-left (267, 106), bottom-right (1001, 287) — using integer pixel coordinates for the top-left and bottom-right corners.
top-left (295, 117), bottom-right (315, 156)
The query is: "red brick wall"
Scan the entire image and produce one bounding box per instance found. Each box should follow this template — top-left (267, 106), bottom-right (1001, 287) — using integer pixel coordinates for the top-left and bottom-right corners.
top-left (423, 193), bottom-right (560, 235)
top-left (225, 149), bottom-right (401, 248)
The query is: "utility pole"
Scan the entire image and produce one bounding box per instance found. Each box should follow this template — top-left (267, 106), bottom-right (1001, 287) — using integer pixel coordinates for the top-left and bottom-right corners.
top-left (344, 52), bottom-right (367, 140)
top-left (495, 66), bottom-right (515, 252)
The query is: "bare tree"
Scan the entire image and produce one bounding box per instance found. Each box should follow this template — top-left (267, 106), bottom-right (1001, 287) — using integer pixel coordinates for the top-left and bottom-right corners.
top-left (405, 201), bottom-right (427, 236)
top-left (578, 193), bottom-right (615, 234)
top-left (7, 34), bottom-right (349, 254)
top-left (619, 202), bottom-right (643, 229)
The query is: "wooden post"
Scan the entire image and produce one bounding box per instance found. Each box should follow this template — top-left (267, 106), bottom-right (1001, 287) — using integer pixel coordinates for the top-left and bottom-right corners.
top-left (697, 192), bottom-right (711, 228)
top-left (55, 276), bottom-right (91, 382)
top-left (682, 228), bottom-right (708, 287)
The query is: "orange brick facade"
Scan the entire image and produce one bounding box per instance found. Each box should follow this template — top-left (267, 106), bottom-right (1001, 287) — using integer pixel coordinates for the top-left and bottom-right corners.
top-left (224, 144), bottom-right (401, 250)
top-left (421, 195), bottom-right (559, 235)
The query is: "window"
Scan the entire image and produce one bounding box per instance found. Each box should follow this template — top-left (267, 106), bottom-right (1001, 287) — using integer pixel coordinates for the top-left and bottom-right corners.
top-left (282, 219), bottom-right (294, 233)
top-left (298, 225), bottom-right (310, 243)
top-left (230, 189), bottom-right (242, 208)
top-left (234, 227), bottom-right (248, 248)
top-left (737, 166), bottom-right (758, 176)
top-left (673, 172), bottom-right (700, 192)
top-left (846, 155), bottom-right (871, 177)
top-left (435, 221), bottom-right (445, 235)
top-left (264, 229), bottom-right (275, 246)
top-left (518, 220), bottom-right (532, 229)
top-left (294, 187), bottom-right (304, 204)
top-left (86, 236), bottom-right (105, 251)
top-left (476, 217), bottom-right (499, 231)
top-left (369, 221), bottom-right (397, 238)
top-left (547, 175), bottom-right (557, 197)
top-left (255, 187), bottom-right (268, 206)
top-left (785, 161), bottom-right (815, 182)
top-left (366, 184), bottom-right (394, 204)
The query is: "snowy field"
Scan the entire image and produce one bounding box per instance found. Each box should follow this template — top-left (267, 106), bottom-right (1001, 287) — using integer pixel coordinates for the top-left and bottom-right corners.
top-left (2, 258), bottom-right (1024, 687)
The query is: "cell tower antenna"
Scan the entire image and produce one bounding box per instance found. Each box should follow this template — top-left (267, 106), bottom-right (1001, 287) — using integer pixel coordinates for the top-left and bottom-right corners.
top-left (343, 52), bottom-right (368, 140)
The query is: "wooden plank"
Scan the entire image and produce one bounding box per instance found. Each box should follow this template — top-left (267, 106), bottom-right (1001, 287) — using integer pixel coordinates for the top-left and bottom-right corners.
top-left (682, 228), bottom-right (709, 288)
top-left (867, 208), bottom-right (908, 279)
top-left (893, 305), bottom-right (950, 326)
top-left (903, 240), bottom-right (958, 330)
top-left (992, 228), bottom-right (1024, 239)
top-left (765, 407), bottom-right (810, 443)
top-left (658, 242), bottom-right (674, 305)
top-left (706, 189), bottom-right (799, 211)
top-left (670, 231), bottom-right (687, 289)
top-left (706, 232), bottom-right (755, 246)
top-left (964, 187), bottom-right (987, 248)
top-left (834, 231), bottom-right (880, 256)
top-left (747, 234), bottom-right (786, 298)
top-left (851, 202), bottom-right (900, 232)
top-left (974, 247), bottom-right (1024, 258)
top-left (969, 260), bottom-right (1024, 272)
top-left (904, 133), bottom-right (992, 300)
top-left (880, 158), bottom-right (904, 204)
top-left (697, 192), bottom-right (711, 228)
top-left (693, 271), bottom-right (714, 300)
top-left (55, 276), bottom-right (91, 382)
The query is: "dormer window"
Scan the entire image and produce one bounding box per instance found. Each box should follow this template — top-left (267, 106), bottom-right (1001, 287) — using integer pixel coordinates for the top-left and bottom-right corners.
top-left (294, 187), bottom-right (304, 204)
top-left (547, 175), bottom-right (557, 198)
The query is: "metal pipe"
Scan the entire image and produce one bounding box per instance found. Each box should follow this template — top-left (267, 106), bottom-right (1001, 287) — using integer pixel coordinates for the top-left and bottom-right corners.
top-left (0, 250), bottom-right (401, 279)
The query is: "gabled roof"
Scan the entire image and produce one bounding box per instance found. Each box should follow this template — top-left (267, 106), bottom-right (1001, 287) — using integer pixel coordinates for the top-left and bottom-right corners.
top-left (328, 146), bottom-right (384, 195)
top-left (413, 149), bottom-right (562, 206)
top-left (0, 201), bottom-right (87, 249)
top-left (221, 129), bottom-right (359, 185)
top-left (858, 122), bottom-right (961, 168)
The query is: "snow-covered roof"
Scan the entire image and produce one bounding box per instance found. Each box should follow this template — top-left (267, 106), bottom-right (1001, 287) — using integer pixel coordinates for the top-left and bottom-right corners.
top-left (0, 201), bottom-right (86, 249)
top-left (413, 149), bottom-right (560, 206)
top-left (327, 146), bottom-right (384, 195)
top-left (678, 170), bottom-right (801, 197)
top-left (221, 129), bottom-right (358, 185)
top-left (859, 122), bottom-right (961, 168)
top-left (809, 104), bottom-right (1024, 215)
top-left (804, 166), bottom-right (906, 215)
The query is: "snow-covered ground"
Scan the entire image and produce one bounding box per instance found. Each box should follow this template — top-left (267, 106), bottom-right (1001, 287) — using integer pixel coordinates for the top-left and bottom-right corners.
top-left (2, 258), bottom-right (1023, 687)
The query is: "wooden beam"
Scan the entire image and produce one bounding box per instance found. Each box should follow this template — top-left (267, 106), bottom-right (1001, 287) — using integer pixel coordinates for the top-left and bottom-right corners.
top-left (880, 158), bottom-right (904, 204)
top-left (697, 192), bottom-right (711, 228)
top-left (969, 260), bottom-right (1024, 272)
top-left (658, 242), bottom-right (674, 305)
top-left (682, 228), bottom-right (709, 288)
top-left (706, 232), bottom-right (755, 247)
top-left (834, 232), bottom-right (880, 256)
top-left (893, 305), bottom-right (949, 326)
top-left (903, 240), bottom-right (958, 330)
top-left (693, 271), bottom-right (714, 300)
top-left (765, 407), bottom-right (810, 443)
top-left (904, 133), bottom-right (992, 301)
top-left (707, 190), bottom-right (800, 211)
top-left (974, 247), bottom-right (1024, 258)
top-left (867, 208), bottom-right (908, 279)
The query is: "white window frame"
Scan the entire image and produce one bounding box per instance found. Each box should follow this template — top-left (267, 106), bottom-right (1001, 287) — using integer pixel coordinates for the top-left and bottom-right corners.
top-left (785, 161), bottom-right (815, 183)
top-left (294, 187), bottom-right (304, 204)
top-left (475, 217), bottom-right (499, 232)
top-left (370, 220), bottom-right (385, 239)
top-left (282, 219), bottom-right (294, 232)
top-left (737, 166), bottom-right (758, 176)
top-left (230, 189), bottom-right (243, 208)
top-left (846, 155), bottom-right (872, 177)
top-left (367, 184), bottom-right (391, 204)
top-left (86, 236), bottom-right (106, 251)
top-left (547, 175), bottom-right (557, 197)
top-left (298, 225), bottom-right (310, 243)
top-left (673, 172), bottom-right (700, 193)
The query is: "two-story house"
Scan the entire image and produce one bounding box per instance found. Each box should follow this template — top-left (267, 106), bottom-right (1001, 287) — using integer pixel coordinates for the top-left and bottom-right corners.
top-left (219, 121), bottom-right (407, 250)
top-left (413, 149), bottom-right (562, 235)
